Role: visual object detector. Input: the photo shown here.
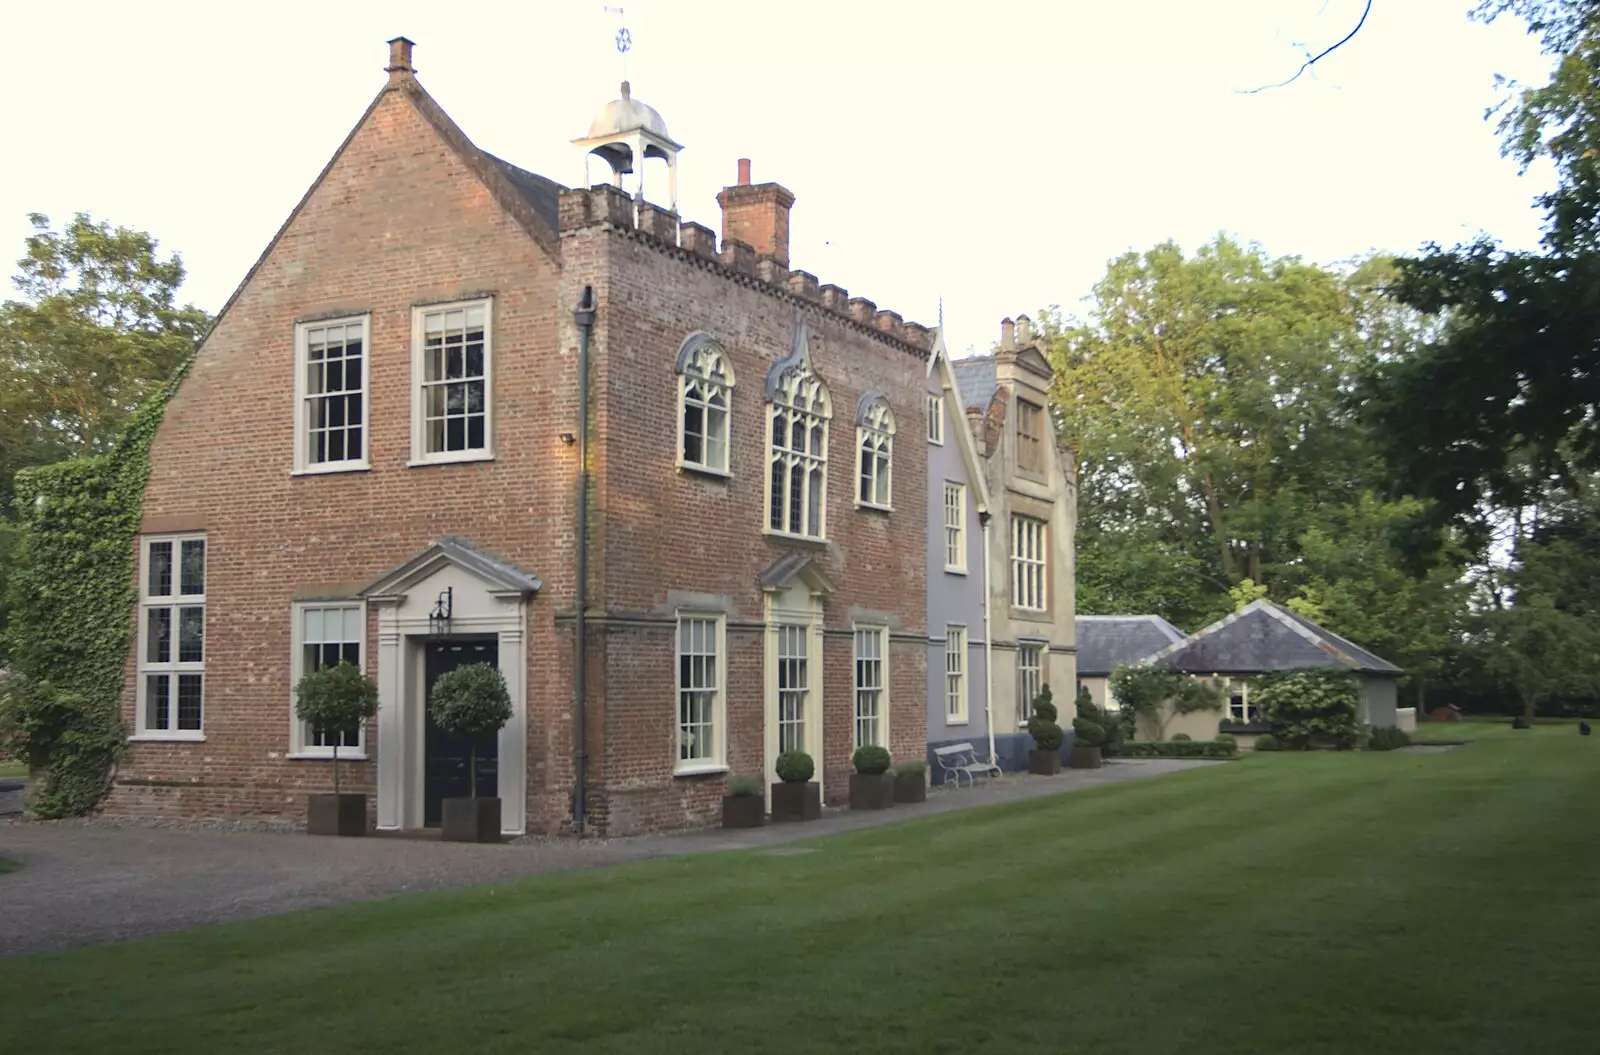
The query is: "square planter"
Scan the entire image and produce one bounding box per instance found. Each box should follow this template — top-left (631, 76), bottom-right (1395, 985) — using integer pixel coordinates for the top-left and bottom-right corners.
top-left (770, 781), bottom-right (821, 822)
top-left (722, 794), bottom-right (765, 829)
top-left (441, 796), bottom-right (503, 843)
top-left (1028, 749), bottom-right (1063, 775)
top-left (307, 793), bottom-right (367, 837)
top-left (893, 770), bottom-right (928, 804)
top-left (1069, 744), bottom-right (1104, 770)
top-left (849, 772), bottom-right (895, 810)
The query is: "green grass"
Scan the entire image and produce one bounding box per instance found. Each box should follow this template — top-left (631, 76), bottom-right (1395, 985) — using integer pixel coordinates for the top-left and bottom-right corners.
top-left (4, 737), bottom-right (1599, 1054)
top-left (1411, 714), bottom-right (1584, 741)
top-left (0, 760), bottom-right (25, 779)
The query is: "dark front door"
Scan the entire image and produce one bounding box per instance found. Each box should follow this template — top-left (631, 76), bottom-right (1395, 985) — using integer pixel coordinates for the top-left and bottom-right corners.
top-left (423, 637), bottom-right (500, 826)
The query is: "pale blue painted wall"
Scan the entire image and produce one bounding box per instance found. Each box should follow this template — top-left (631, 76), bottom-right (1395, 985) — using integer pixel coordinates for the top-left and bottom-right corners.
top-left (925, 373), bottom-right (991, 765)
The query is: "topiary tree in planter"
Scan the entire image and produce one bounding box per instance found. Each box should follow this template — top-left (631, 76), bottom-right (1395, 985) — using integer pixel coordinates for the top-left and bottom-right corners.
top-left (428, 662), bottom-right (512, 842)
top-left (1076, 685), bottom-right (1124, 757)
top-left (294, 661), bottom-right (379, 836)
top-left (1070, 715), bottom-right (1106, 769)
top-left (771, 749), bottom-right (820, 822)
top-left (1026, 686), bottom-right (1064, 775)
top-left (849, 744), bottom-right (895, 810)
top-left (721, 774), bottom-right (765, 829)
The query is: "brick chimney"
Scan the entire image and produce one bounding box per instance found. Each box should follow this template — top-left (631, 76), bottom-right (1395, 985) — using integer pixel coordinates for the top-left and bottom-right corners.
top-left (716, 159), bottom-right (795, 268)
top-left (386, 37), bottom-right (415, 82)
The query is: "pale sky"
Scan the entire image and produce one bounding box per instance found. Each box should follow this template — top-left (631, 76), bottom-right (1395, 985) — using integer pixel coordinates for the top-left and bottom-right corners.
top-left (1, 0), bottom-right (1557, 357)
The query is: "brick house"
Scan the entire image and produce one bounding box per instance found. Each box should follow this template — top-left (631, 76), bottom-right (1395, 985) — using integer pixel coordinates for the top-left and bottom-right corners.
top-left (109, 38), bottom-right (1072, 835)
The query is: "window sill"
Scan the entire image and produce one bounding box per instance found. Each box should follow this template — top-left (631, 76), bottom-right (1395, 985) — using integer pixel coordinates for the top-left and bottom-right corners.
top-left (1010, 608), bottom-right (1051, 621)
top-left (673, 763), bottom-right (729, 778)
top-left (291, 462), bottom-right (371, 477)
top-left (762, 528), bottom-right (828, 548)
top-left (129, 733), bottom-right (206, 743)
top-left (855, 501), bottom-right (894, 514)
top-left (944, 566), bottom-right (968, 576)
top-left (677, 461), bottom-right (731, 481)
top-left (928, 438), bottom-right (945, 447)
top-left (946, 718), bottom-right (970, 726)
top-left (407, 451), bottom-right (495, 468)
top-left (286, 752), bottom-right (370, 761)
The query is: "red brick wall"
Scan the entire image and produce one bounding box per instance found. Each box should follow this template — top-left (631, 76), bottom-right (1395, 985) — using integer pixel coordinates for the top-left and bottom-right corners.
top-left (562, 210), bottom-right (930, 828)
top-left (109, 82), bottom-right (577, 830)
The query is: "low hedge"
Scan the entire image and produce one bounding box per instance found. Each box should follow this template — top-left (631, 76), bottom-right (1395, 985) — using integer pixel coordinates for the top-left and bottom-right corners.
top-left (1121, 739), bottom-right (1238, 759)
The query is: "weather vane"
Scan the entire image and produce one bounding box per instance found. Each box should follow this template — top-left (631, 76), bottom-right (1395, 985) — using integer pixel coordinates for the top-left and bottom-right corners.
top-left (604, 6), bottom-right (630, 80)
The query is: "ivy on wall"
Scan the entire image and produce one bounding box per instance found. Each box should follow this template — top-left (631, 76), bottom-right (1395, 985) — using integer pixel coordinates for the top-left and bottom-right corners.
top-left (2, 359), bottom-right (192, 817)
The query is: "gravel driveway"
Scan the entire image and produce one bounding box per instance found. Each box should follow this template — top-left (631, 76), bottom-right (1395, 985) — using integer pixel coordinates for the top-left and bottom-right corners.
top-left (0, 759), bottom-right (1209, 956)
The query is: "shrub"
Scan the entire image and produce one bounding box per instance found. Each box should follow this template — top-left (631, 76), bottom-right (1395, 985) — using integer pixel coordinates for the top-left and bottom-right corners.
top-left (1120, 739), bottom-right (1238, 759)
top-left (1367, 725), bottom-right (1412, 751)
top-left (1075, 686), bottom-right (1124, 756)
top-left (293, 662), bottom-right (379, 794)
top-left (775, 750), bottom-right (814, 783)
top-left (1027, 684), bottom-right (1064, 752)
top-left (852, 745), bottom-right (891, 775)
top-left (1071, 716), bottom-right (1106, 747)
top-left (1511, 715), bottom-right (1530, 730)
top-left (727, 774), bottom-right (763, 797)
top-left (1108, 664), bottom-right (1224, 739)
top-left (1214, 733), bottom-right (1237, 749)
top-left (895, 760), bottom-right (928, 779)
top-left (427, 663), bottom-right (512, 797)
top-left (1033, 684), bottom-right (1059, 723)
top-left (1171, 732), bottom-right (1192, 741)
top-left (1252, 667), bottom-right (1362, 750)
top-left (1252, 733), bottom-right (1282, 752)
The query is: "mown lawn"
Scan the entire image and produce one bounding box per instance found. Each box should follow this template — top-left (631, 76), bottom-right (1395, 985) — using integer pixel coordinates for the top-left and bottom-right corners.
top-left (0, 760), bottom-right (26, 779)
top-left (3, 728), bottom-right (1598, 1054)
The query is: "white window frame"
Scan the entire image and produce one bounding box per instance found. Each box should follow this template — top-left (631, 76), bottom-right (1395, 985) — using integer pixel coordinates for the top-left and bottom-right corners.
top-left (133, 533), bottom-right (207, 741)
top-left (675, 612), bottom-right (728, 775)
top-left (853, 625), bottom-right (889, 749)
top-left (1226, 678), bottom-right (1261, 724)
top-left (288, 601), bottom-right (369, 759)
top-left (855, 397), bottom-right (895, 512)
top-left (292, 314), bottom-right (371, 474)
top-left (945, 625), bottom-right (968, 724)
top-left (677, 338), bottom-right (734, 476)
top-left (409, 297), bottom-right (494, 466)
top-left (1017, 643), bottom-right (1045, 723)
top-left (943, 481), bottom-right (967, 573)
top-left (776, 622), bottom-right (812, 754)
top-left (1011, 515), bottom-right (1048, 612)
top-left (765, 365), bottom-right (832, 541)
top-left (927, 392), bottom-right (944, 445)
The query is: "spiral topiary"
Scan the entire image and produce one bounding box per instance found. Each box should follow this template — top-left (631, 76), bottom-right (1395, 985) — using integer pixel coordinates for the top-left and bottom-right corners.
top-left (1028, 684), bottom-right (1064, 752)
top-left (1071, 715), bottom-right (1106, 747)
top-left (775, 750), bottom-right (814, 783)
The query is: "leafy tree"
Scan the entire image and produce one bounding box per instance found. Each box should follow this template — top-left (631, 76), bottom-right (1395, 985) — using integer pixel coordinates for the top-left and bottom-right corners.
top-left (1051, 238), bottom-right (1467, 667)
top-left (0, 213), bottom-right (209, 660)
top-left (427, 663), bottom-right (512, 797)
top-left (293, 662), bottom-right (379, 794)
top-left (1369, 2), bottom-right (1600, 544)
top-left (1108, 664), bottom-right (1223, 741)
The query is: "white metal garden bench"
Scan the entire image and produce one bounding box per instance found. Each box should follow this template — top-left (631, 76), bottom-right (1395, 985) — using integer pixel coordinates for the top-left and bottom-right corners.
top-left (933, 742), bottom-right (1002, 788)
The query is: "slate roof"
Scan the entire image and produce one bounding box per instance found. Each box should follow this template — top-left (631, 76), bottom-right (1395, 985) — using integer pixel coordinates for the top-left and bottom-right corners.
top-left (483, 152), bottom-right (564, 232)
top-left (1075, 615), bottom-right (1189, 676)
top-left (1148, 600), bottom-right (1402, 676)
top-left (951, 355), bottom-right (997, 412)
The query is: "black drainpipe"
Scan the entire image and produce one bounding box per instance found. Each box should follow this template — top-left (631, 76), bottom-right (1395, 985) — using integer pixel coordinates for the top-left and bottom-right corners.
top-left (572, 286), bottom-right (596, 835)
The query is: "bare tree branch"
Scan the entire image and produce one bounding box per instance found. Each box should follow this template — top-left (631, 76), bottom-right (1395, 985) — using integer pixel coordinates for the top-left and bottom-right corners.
top-left (1240, 0), bottom-right (1373, 94)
